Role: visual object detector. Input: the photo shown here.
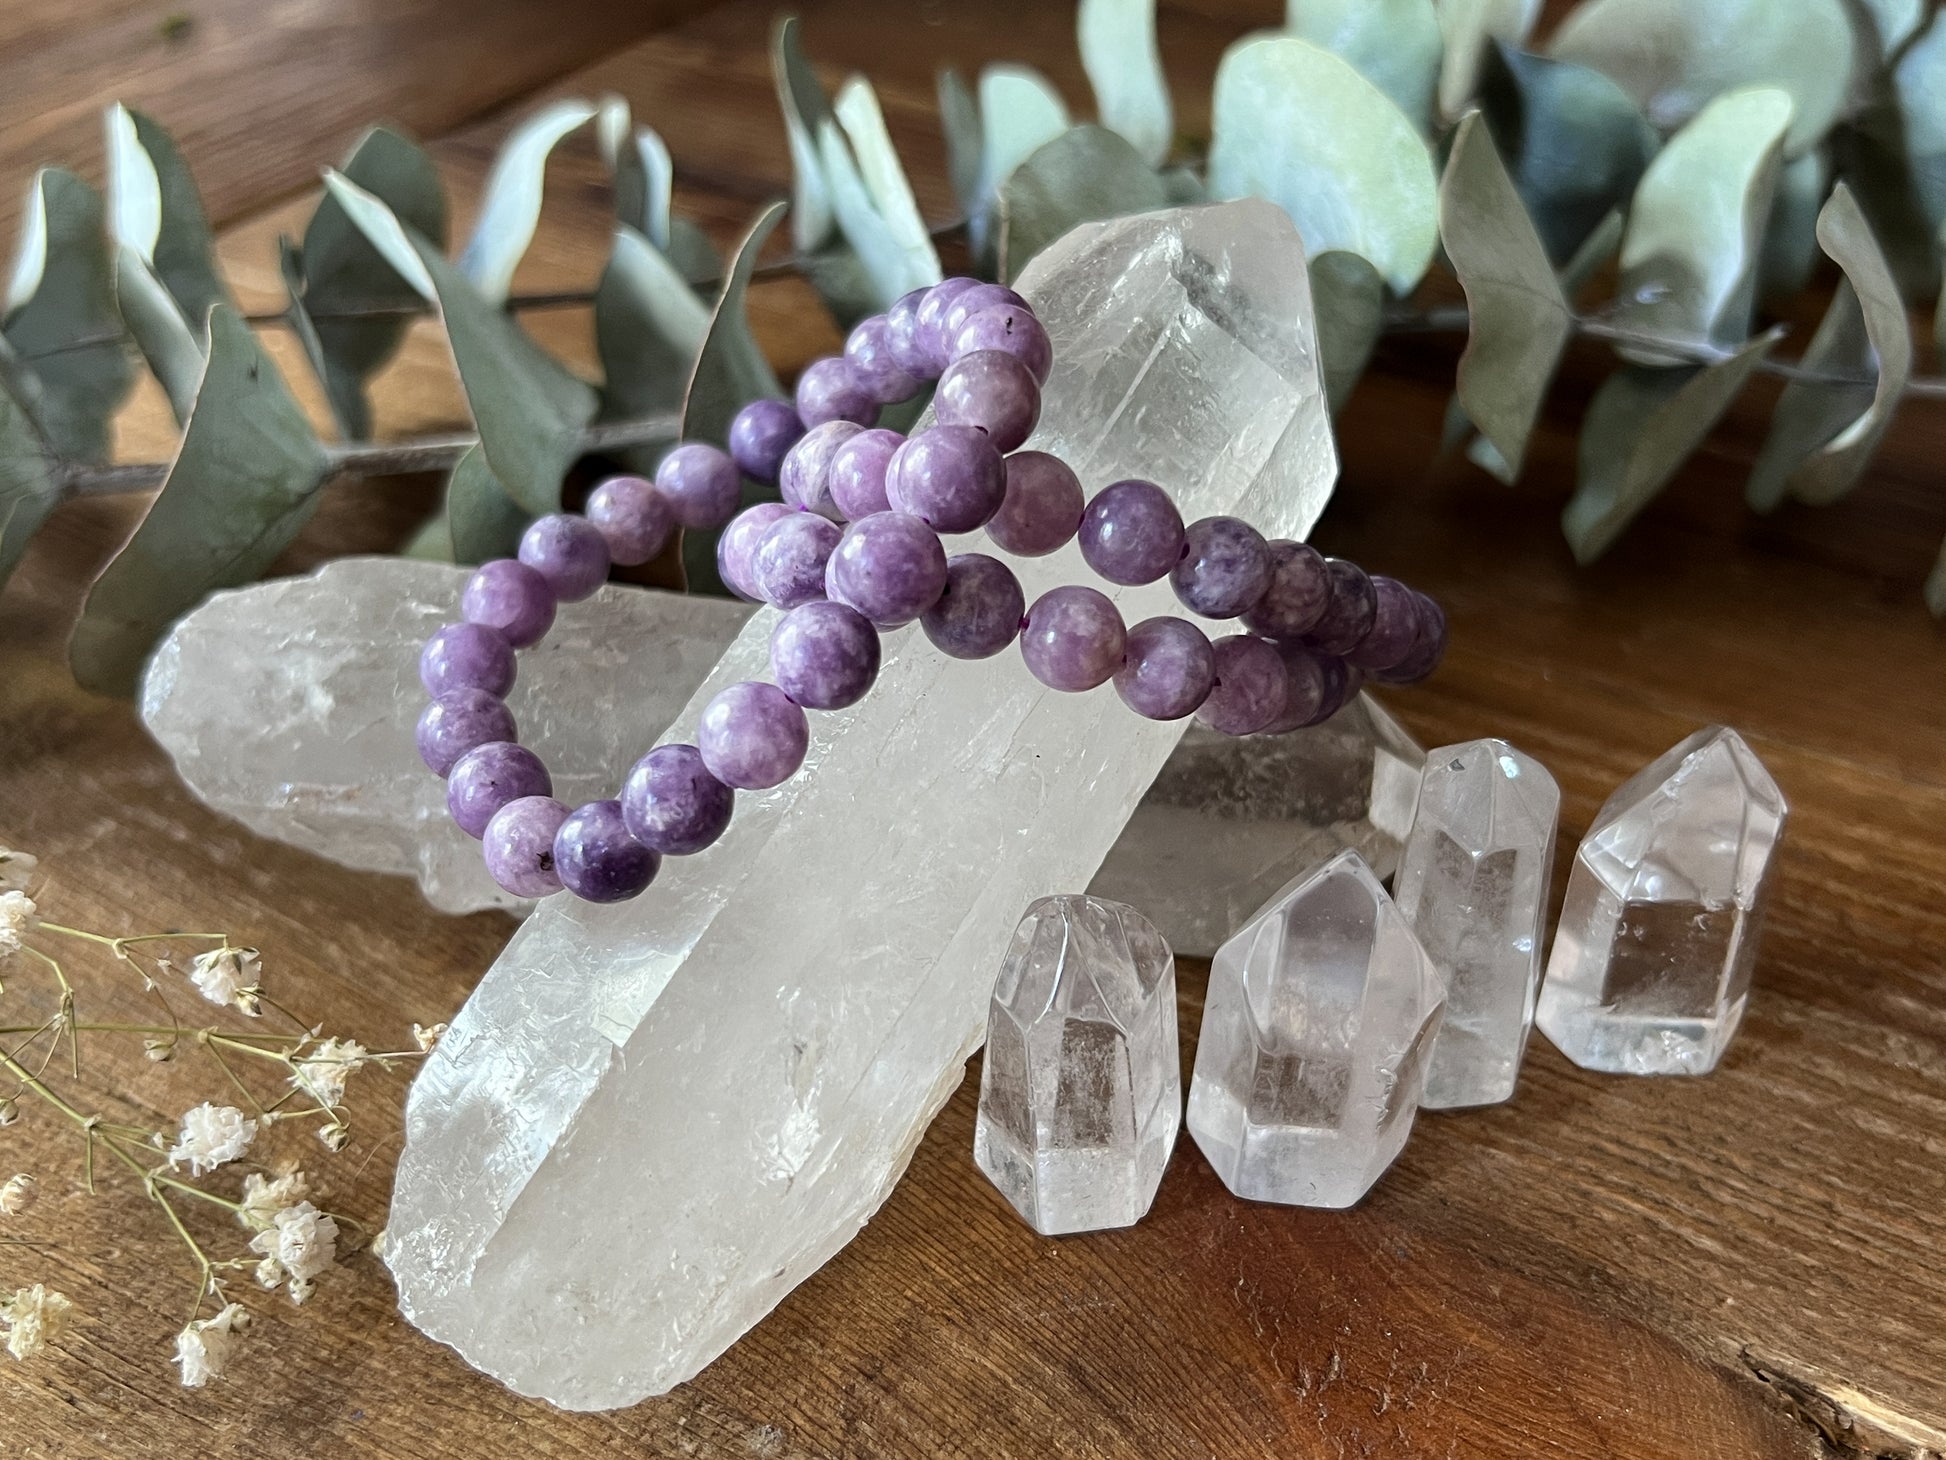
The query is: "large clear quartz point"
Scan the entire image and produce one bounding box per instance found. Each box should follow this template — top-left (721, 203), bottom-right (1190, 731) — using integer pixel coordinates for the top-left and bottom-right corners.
top-left (1187, 849), bottom-right (1443, 1208)
top-left (1090, 693), bottom-right (1424, 957)
top-left (1536, 725), bottom-right (1786, 1076)
top-left (974, 896), bottom-right (1180, 1235)
top-left (1394, 738), bottom-right (1559, 1109)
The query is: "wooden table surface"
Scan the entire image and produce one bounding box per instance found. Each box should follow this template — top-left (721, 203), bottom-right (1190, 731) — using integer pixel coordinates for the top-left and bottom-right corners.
top-left (2, 2), bottom-right (1943, 1456)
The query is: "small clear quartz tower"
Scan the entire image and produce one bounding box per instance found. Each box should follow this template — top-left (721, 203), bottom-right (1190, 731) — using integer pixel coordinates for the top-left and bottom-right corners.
top-left (1536, 726), bottom-right (1786, 1076)
top-left (974, 896), bottom-right (1180, 1235)
top-left (1394, 738), bottom-right (1559, 1108)
top-left (1188, 850), bottom-right (1443, 1208)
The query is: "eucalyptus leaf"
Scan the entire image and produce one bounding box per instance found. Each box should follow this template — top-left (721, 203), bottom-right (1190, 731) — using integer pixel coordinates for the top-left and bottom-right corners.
top-left (1858, 0), bottom-right (1924, 56)
top-left (938, 69), bottom-right (985, 225)
top-left (830, 77), bottom-right (941, 303)
top-left (1209, 34), bottom-right (1439, 294)
top-left (457, 98), bottom-right (596, 305)
top-left (105, 105), bottom-right (231, 332)
top-left (774, 15), bottom-right (837, 253)
top-left (445, 443), bottom-right (529, 564)
top-left (1441, 113), bottom-right (1571, 481)
top-left (1285, 0), bottom-right (1442, 134)
top-left (1308, 251), bottom-right (1384, 416)
top-left (1745, 281), bottom-right (1870, 511)
top-left (113, 244), bottom-right (202, 424)
top-left (973, 66), bottom-right (1072, 258)
top-left (681, 202), bottom-right (788, 593)
top-left (596, 225), bottom-right (711, 472)
top-left (0, 369), bottom-right (58, 591)
top-left (1078, 0), bottom-right (1173, 166)
top-left (1549, 0), bottom-right (1853, 157)
top-left (401, 512), bottom-right (457, 562)
top-left (1610, 86), bottom-right (1793, 364)
top-left (1838, 9), bottom-right (1946, 297)
top-left (1161, 167), bottom-right (1206, 205)
top-left (600, 97), bottom-right (674, 251)
top-left (1759, 149), bottom-right (1831, 302)
top-left (1562, 329), bottom-right (1780, 563)
top-left (3, 169), bottom-right (134, 463)
top-left (996, 125), bottom-right (1168, 282)
top-left (1435, 0), bottom-right (1540, 122)
top-left (70, 306), bottom-right (331, 695)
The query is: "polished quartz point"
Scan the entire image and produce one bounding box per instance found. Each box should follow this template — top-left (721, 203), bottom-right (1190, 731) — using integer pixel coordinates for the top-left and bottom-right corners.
top-left (975, 896), bottom-right (1181, 1235)
top-left (1536, 726), bottom-right (1786, 1076)
top-left (1188, 850), bottom-right (1443, 1208)
top-left (1395, 739), bottom-right (1559, 1108)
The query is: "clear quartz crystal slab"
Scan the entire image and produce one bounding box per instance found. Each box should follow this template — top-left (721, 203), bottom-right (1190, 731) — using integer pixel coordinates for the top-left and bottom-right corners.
top-left (1394, 738), bottom-right (1559, 1109)
top-left (371, 201), bottom-right (1335, 1409)
top-left (1089, 693), bottom-right (1424, 957)
top-left (1536, 725), bottom-right (1786, 1076)
top-left (1188, 849), bottom-right (1443, 1208)
top-left (974, 896), bottom-right (1180, 1236)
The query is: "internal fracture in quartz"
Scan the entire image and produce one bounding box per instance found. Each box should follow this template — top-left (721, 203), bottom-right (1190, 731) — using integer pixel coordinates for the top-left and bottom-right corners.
top-left (1394, 738), bottom-right (1559, 1109)
top-left (1188, 850), bottom-right (1442, 1208)
top-left (975, 897), bottom-right (1180, 1235)
top-left (1536, 725), bottom-right (1786, 1077)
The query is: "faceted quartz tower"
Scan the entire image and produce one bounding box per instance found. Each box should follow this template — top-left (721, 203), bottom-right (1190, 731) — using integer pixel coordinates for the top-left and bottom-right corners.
top-left (1393, 739), bottom-right (1559, 1108)
top-left (1536, 726), bottom-right (1786, 1076)
top-left (1188, 850), bottom-right (1444, 1208)
top-left (974, 896), bottom-right (1180, 1235)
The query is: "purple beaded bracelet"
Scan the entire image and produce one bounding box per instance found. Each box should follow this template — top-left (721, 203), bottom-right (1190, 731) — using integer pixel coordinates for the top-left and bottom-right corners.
top-left (416, 277), bottom-right (1448, 904)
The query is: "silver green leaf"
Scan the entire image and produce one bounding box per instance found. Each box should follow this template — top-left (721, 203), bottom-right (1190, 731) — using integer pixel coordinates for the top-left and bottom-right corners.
top-left (0, 361), bottom-right (59, 591)
top-left (1078, 0), bottom-right (1173, 166)
top-left (1209, 34), bottom-right (1439, 294)
top-left (938, 68), bottom-right (984, 225)
top-left (823, 76), bottom-right (941, 306)
top-left (70, 306), bottom-right (331, 695)
top-left (1435, 0), bottom-right (1540, 122)
top-left (457, 98), bottom-right (596, 305)
top-left (445, 443), bottom-right (530, 565)
top-left (595, 95), bottom-right (718, 286)
top-left (113, 244), bottom-right (202, 423)
top-left (973, 66), bottom-right (1072, 259)
top-left (1307, 251), bottom-right (1384, 416)
top-left (596, 225), bottom-right (711, 473)
top-left (995, 125), bottom-right (1168, 282)
top-left (105, 105), bottom-right (232, 333)
top-left (774, 16), bottom-right (837, 254)
top-left (1838, 10), bottom-right (1946, 296)
top-left (1562, 329), bottom-right (1780, 563)
top-left (1285, 0), bottom-right (1442, 135)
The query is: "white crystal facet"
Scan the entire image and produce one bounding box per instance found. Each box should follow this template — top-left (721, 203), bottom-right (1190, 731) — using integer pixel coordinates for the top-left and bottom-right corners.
top-left (974, 896), bottom-right (1180, 1235)
top-left (1394, 738), bottom-right (1559, 1109)
top-left (1188, 850), bottom-right (1443, 1208)
top-left (1536, 725), bottom-right (1786, 1076)
top-left (1090, 693), bottom-right (1424, 957)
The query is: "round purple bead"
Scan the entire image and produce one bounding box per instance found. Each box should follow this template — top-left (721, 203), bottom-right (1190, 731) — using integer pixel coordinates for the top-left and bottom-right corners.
top-left (824, 511), bottom-right (948, 627)
top-left (553, 799), bottom-right (660, 903)
top-left (780, 420), bottom-right (864, 517)
top-left (1373, 593), bottom-right (1447, 685)
top-left (482, 795), bottom-right (570, 898)
top-left (1197, 634), bottom-right (1288, 736)
top-left (885, 425), bottom-right (1007, 533)
top-left (586, 475), bottom-right (675, 566)
top-left (729, 399), bottom-right (806, 484)
top-left (1306, 558), bottom-right (1379, 655)
top-left (462, 558), bottom-right (556, 648)
top-left (770, 600), bottom-right (881, 709)
top-left (656, 443), bottom-right (743, 530)
top-left (1259, 642), bottom-right (1333, 734)
top-left (718, 502), bottom-right (794, 602)
top-left (622, 743), bottom-right (734, 855)
top-left (986, 451), bottom-right (1083, 557)
top-left (1114, 617), bottom-right (1215, 720)
top-left (420, 622), bottom-right (515, 699)
top-left (951, 304), bottom-right (1052, 384)
top-left (921, 553), bottom-right (1025, 660)
top-left (1306, 652), bottom-right (1355, 724)
top-left (751, 511), bottom-right (842, 610)
top-left (935, 349), bottom-right (1040, 453)
top-left (795, 356), bottom-right (879, 429)
top-left (827, 428), bottom-right (904, 521)
top-left (915, 278), bottom-right (983, 368)
top-left (446, 740), bottom-right (552, 839)
top-left (1020, 585), bottom-right (1126, 692)
top-left (884, 287), bottom-right (933, 378)
top-left (1347, 575), bottom-right (1420, 671)
top-left (698, 681), bottom-right (811, 790)
top-left (417, 688), bottom-right (517, 776)
top-left (1242, 539), bottom-right (1332, 640)
top-left (518, 513), bottom-right (610, 602)
top-left (844, 315), bottom-right (921, 404)
top-left (1078, 479), bottom-right (1185, 587)
top-left (941, 283), bottom-right (1029, 343)
top-left (1171, 516), bottom-right (1271, 620)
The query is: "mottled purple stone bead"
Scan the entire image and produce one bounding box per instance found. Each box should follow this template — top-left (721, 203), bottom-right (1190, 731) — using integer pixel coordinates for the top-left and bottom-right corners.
top-left (770, 600), bottom-right (881, 709)
top-left (482, 794), bottom-right (570, 898)
top-left (656, 443), bottom-right (744, 530)
top-left (698, 681), bottom-right (811, 790)
top-left (1373, 593), bottom-right (1447, 685)
top-left (462, 558), bottom-right (556, 648)
top-left (751, 511), bottom-right (842, 609)
top-left (843, 315), bottom-right (921, 404)
top-left (553, 799), bottom-right (660, 903)
top-left (827, 428), bottom-right (903, 520)
top-left (1259, 642), bottom-right (1332, 734)
top-left (986, 451), bottom-right (1084, 557)
top-left (446, 741), bottom-right (552, 838)
top-left (1114, 616), bottom-right (1215, 721)
top-left (951, 304), bottom-right (1052, 384)
top-left (795, 355), bottom-right (879, 428)
top-left (586, 474), bottom-right (674, 566)
top-left (921, 553), bottom-right (1025, 660)
top-left (780, 419), bottom-right (864, 517)
top-left (1197, 634), bottom-right (1288, 736)
top-left (1347, 574), bottom-right (1420, 671)
top-left (1305, 558), bottom-right (1379, 655)
top-left (941, 282), bottom-right (1029, 342)
top-left (1078, 479), bottom-right (1185, 586)
top-left (884, 287), bottom-right (933, 378)
top-left (935, 349), bottom-right (1040, 453)
top-left (518, 513), bottom-right (610, 602)
top-left (1241, 539), bottom-right (1331, 639)
top-left (718, 502), bottom-right (794, 602)
top-left (420, 622), bottom-right (515, 699)
top-left (1020, 585), bottom-right (1126, 692)
top-left (915, 277), bottom-right (983, 367)
top-left (1171, 516), bottom-right (1270, 620)
top-left (729, 399), bottom-right (806, 484)
top-left (1306, 652), bottom-right (1355, 723)
top-left (824, 511), bottom-right (949, 626)
top-left (416, 688), bottom-right (517, 776)
top-left (622, 743), bottom-right (734, 855)
top-left (885, 425), bottom-right (1007, 533)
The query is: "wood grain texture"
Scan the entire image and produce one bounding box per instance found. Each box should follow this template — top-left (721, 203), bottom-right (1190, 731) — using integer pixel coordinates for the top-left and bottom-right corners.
top-left (1, 1), bottom-right (1943, 1455)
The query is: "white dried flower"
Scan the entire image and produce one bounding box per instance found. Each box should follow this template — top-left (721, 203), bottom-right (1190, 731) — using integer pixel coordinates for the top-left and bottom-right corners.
top-left (248, 1200), bottom-right (338, 1303)
top-left (173, 1303), bottom-right (247, 1388)
top-left (0, 1099), bottom-right (16, 1127)
top-left (290, 1037), bottom-right (367, 1107)
top-left (237, 1169), bottom-right (308, 1232)
top-left (0, 1174), bottom-right (36, 1217)
top-left (412, 1021), bottom-right (447, 1052)
top-left (317, 1121), bottom-right (350, 1153)
top-left (188, 947), bottom-right (262, 1015)
top-left (0, 848), bottom-right (36, 895)
top-left (253, 1256), bottom-right (283, 1292)
top-left (0, 891), bottom-right (39, 960)
top-left (167, 1103), bottom-right (258, 1175)
top-left (2, 1284), bottom-right (74, 1360)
